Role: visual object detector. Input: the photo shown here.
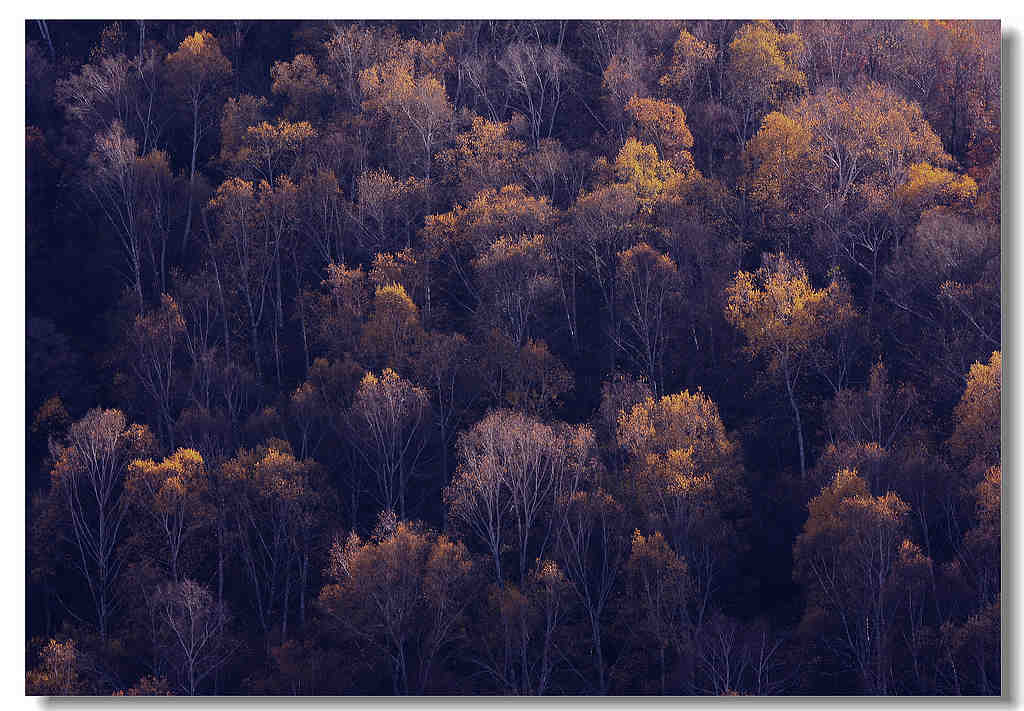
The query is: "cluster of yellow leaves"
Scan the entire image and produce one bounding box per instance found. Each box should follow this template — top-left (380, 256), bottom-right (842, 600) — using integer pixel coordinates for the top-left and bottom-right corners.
top-left (473, 233), bottom-right (553, 279)
top-left (320, 515), bottom-right (474, 637)
top-left (949, 351), bottom-right (1001, 479)
top-left (165, 31), bottom-right (232, 95)
top-left (896, 162), bottom-right (978, 216)
top-left (659, 28), bottom-right (716, 97)
top-left (618, 390), bottom-right (734, 467)
top-left (126, 448), bottom-right (207, 515)
top-left (742, 111), bottom-right (815, 225)
top-left (243, 118), bottom-right (317, 179)
top-left (618, 389), bottom-right (741, 528)
top-left (358, 39), bottom-right (453, 152)
top-left (727, 21), bottom-right (806, 110)
top-left (725, 254), bottom-right (854, 372)
top-left (223, 443), bottom-right (315, 505)
top-left (423, 184), bottom-right (556, 259)
top-left (798, 468), bottom-right (909, 553)
top-left (625, 96), bottom-right (695, 173)
top-left (745, 82), bottom-right (964, 230)
top-left (208, 176), bottom-right (254, 216)
top-left (607, 138), bottom-right (676, 215)
top-left (436, 116), bottom-right (526, 199)
top-left (361, 282), bottom-right (424, 368)
top-left (370, 249), bottom-right (424, 294)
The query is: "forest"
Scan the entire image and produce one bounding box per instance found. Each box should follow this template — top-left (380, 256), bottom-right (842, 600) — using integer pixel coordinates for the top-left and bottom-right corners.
top-left (25, 19), bottom-right (1000, 695)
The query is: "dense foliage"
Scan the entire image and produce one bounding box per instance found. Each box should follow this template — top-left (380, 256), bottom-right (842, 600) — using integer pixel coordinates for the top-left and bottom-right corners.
top-left (26, 19), bottom-right (1000, 695)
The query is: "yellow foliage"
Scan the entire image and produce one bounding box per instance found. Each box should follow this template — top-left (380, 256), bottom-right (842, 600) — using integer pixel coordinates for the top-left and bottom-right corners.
top-left (725, 254), bottom-right (854, 372)
top-left (659, 28), bottom-right (716, 96)
top-left (950, 351), bottom-right (1001, 476)
top-left (897, 162), bottom-right (978, 215)
top-left (727, 21), bottom-right (806, 110)
top-left (612, 137), bottom-right (677, 214)
top-left (625, 96), bottom-right (697, 174)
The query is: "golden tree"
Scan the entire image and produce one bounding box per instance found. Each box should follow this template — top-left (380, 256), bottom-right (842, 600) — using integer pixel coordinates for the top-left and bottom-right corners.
top-left (165, 30), bottom-right (232, 249)
top-left (725, 21), bottom-right (806, 144)
top-left (125, 448), bottom-right (210, 582)
top-left (319, 515), bottom-right (475, 694)
top-left (617, 388), bottom-right (746, 627)
top-left (725, 253), bottom-right (854, 478)
top-left (949, 351), bottom-right (1001, 483)
top-left (793, 469), bottom-right (915, 694)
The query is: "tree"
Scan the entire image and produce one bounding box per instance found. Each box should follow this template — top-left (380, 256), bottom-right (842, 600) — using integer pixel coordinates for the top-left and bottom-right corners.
top-left (959, 466), bottom-right (1000, 611)
top-left (823, 360), bottom-right (919, 494)
top-left (359, 42), bottom-right (454, 184)
top-left (151, 579), bottom-right (234, 695)
top-left (242, 118), bottom-right (316, 184)
top-left (436, 115), bottom-right (526, 202)
top-left (725, 21), bottom-right (806, 145)
top-left (207, 177), bottom-right (272, 377)
top-left (55, 32), bottom-right (164, 155)
top-left (85, 121), bottom-right (167, 312)
top-left (413, 330), bottom-right (474, 479)
top-left (49, 409), bottom-right (154, 640)
top-left (319, 515), bottom-right (475, 694)
top-left (659, 28), bottom-right (716, 111)
top-left (498, 38), bottom-right (575, 147)
top-left (883, 210), bottom-right (999, 394)
top-left (351, 168), bottom-right (427, 254)
top-left (350, 369), bottom-right (430, 518)
top-left (473, 333), bottom-right (574, 417)
top-left (221, 442), bottom-right (321, 643)
top-left (725, 253), bottom-right (854, 478)
top-left (617, 388), bottom-right (747, 629)
top-left (125, 448), bottom-right (210, 582)
top-left (131, 294), bottom-right (185, 448)
top-left (165, 30), bottom-right (232, 250)
top-left (472, 559), bottom-right (571, 695)
top-left (743, 81), bottom-right (972, 289)
top-left (948, 350), bottom-right (1001, 483)
top-left (623, 530), bottom-right (689, 694)
top-left (271, 53), bottom-right (333, 122)
top-left (570, 183), bottom-right (640, 366)
top-left (445, 409), bottom-right (594, 585)
top-left (217, 93), bottom-right (268, 168)
top-left (555, 488), bottom-right (630, 694)
top-left (625, 96), bottom-right (698, 174)
top-left (793, 468), bottom-right (914, 694)
top-left (615, 243), bottom-right (680, 395)
top-left (472, 233), bottom-right (556, 347)
top-left (423, 184), bottom-right (557, 314)
top-left (361, 283), bottom-right (424, 371)
top-left (26, 639), bottom-right (83, 695)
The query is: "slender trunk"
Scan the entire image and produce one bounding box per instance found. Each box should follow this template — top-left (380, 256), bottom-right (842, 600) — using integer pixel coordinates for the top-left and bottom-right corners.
top-left (183, 101), bottom-right (199, 253)
top-left (591, 611), bottom-right (606, 694)
top-left (783, 362), bottom-right (806, 479)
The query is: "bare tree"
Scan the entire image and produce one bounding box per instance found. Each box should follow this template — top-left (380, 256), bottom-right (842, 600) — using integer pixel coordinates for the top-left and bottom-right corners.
top-left (152, 579), bottom-right (234, 695)
top-left (51, 409), bottom-right (152, 640)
